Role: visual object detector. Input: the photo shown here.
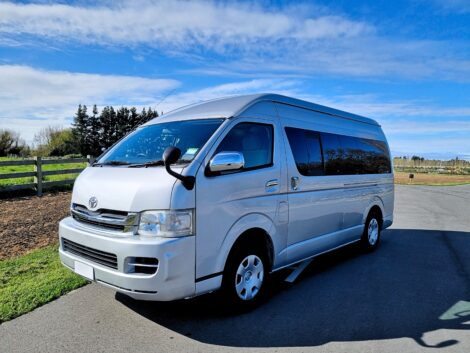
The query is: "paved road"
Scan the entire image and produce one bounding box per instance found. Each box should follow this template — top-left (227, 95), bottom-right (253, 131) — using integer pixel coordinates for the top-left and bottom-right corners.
top-left (1, 185), bottom-right (470, 353)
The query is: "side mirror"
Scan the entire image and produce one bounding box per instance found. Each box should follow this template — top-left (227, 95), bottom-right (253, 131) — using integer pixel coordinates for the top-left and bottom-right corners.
top-left (162, 146), bottom-right (181, 165)
top-left (209, 151), bottom-right (245, 173)
top-left (162, 146), bottom-right (195, 190)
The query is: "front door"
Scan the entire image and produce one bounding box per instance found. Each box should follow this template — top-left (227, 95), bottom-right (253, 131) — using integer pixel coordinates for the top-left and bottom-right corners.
top-left (195, 118), bottom-right (287, 280)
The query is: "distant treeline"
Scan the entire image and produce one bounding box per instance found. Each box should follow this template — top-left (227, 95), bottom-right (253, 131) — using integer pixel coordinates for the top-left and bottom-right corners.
top-left (394, 156), bottom-right (470, 175)
top-left (0, 105), bottom-right (158, 157)
top-left (393, 156), bottom-right (469, 167)
top-left (73, 105), bottom-right (158, 157)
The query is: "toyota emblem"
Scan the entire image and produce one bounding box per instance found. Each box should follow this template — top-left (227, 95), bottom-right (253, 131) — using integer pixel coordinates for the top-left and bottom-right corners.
top-left (89, 196), bottom-right (98, 209)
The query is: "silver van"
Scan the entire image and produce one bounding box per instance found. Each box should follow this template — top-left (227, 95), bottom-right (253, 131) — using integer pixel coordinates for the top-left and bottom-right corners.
top-left (59, 94), bottom-right (394, 307)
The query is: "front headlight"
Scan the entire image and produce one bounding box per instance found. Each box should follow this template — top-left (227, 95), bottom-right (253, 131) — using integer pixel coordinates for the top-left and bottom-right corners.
top-left (138, 209), bottom-right (194, 237)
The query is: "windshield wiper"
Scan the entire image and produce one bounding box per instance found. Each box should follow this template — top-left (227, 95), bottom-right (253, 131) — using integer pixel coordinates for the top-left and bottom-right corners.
top-left (128, 160), bottom-right (165, 168)
top-left (175, 159), bottom-right (193, 165)
top-left (92, 160), bottom-right (130, 167)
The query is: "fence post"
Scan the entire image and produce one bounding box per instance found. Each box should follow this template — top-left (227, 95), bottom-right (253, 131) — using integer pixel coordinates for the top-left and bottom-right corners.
top-left (34, 156), bottom-right (43, 196)
top-left (87, 155), bottom-right (95, 166)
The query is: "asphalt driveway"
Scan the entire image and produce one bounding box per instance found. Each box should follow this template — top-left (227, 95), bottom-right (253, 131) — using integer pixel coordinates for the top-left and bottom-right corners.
top-left (1, 185), bottom-right (469, 353)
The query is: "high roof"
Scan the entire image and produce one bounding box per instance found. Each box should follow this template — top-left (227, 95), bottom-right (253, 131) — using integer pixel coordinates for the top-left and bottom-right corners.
top-left (145, 93), bottom-right (379, 126)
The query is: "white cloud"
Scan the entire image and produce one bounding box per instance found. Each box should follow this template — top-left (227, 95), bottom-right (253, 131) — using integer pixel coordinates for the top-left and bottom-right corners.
top-left (1, 64), bottom-right (469, 156)
top-left (0, 64), bottom-right (179, 142)
top-left (281, 92), bottom-right (470, 156)
top-left (0, 64), bottom-right (297, 143)
top-left (159, 79), bottom-right (299, 114)
top-left (2, 1), bottom-right (469, 79)
top-left (0, 1), bottom-right (370, 49)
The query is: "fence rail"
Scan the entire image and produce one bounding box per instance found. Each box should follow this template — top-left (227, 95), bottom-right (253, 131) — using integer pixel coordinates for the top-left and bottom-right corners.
top-left (0, 156), bottom-right (93, 196)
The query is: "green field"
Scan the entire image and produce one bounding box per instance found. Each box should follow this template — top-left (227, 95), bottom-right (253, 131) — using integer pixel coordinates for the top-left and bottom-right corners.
top-left (394, 171), bottom-right (470, 186)
top-left (0, 157), bottom-right (86, 188)
top-left (0, 245), bottom-right (88, 323)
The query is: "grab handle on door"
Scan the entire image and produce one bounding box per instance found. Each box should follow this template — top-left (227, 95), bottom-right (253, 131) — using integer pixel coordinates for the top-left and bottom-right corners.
top-left (265, 179), bottom-right (279, 188)
top-left (291, 176), bottom-right (299, 190)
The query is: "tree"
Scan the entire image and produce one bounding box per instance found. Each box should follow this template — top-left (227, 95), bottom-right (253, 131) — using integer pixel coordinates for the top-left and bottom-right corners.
top-left (88, 105), bottom-right (102, 157)
top-left (128, 107), bottom-right (138, 127)
top-left (72, 105), bottom-right (89, 156)
top-left (34, 126), bottom-right (56, 148)
top-left (140, 107), bottom-right (158, 125)
top-left (0, 129), bottom-right (28, 157)
top-left (99, 106), bottom-right (115, 149)
top-left (49, 129), bottom-right (80, 156)
top-left (34, 126), bottom-right (80, 156)
top-left (115, 107), bottom-right (130, 139)
top-left (71, 104), bottom-right (159, 156)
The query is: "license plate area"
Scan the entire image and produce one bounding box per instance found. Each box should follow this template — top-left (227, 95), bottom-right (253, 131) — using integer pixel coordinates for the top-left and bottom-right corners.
top-left (74, 261), bottom-right (94, 280)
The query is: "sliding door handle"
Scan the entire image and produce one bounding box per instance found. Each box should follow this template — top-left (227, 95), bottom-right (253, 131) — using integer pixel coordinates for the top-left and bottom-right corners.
top-left (291, 176), bottom-right (300, 190)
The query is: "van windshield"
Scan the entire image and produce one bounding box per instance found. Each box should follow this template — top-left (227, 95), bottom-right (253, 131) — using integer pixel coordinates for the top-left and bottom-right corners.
top-left (96, 119), bottom-right (224, 166)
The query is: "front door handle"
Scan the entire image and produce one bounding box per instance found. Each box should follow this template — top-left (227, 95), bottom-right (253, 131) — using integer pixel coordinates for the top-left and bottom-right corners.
top-left (265, 179), bottom-right (279, 188)
top-left (291, 176), bottom-right (300, 190)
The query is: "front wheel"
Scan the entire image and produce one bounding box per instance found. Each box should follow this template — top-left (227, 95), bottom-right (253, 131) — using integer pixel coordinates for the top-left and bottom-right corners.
top-left (221, 244), bottom-right (268, 309)
top-left (361, 213), bottom-right (381, 252)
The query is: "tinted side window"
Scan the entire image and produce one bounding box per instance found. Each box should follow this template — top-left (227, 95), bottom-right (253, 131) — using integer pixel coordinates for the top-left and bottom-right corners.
top-left (358, 138), bottom-right (391, 174)
top-left (339, 135), bottom-right (365, 174)
top-left (215, 122), bottom-right (273, 169)
top-left (321, 132), bottom-right (344, 175)
top-left (321, 133), bottom-right (391, 175)
top-left (285, 127), bottom-right (324, 176)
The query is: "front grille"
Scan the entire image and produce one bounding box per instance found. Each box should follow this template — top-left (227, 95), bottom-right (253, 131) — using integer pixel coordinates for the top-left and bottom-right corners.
top-left (71, 203), bottom-right (138, 233)
top-left (63, 238), bottom-right (118, 270)
top-left (72, 214), bottom-right (125, 231)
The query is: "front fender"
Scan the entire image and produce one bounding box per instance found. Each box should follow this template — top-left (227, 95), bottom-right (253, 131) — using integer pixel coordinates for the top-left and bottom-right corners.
top-left (215, 212), bottom-right (278, 274)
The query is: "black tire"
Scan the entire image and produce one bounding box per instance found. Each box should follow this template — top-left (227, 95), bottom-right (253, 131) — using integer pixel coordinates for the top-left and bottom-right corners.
top-left (361, 211), bottom-right (381, 252)
top-left (221, 241), bottom-right (269, 310)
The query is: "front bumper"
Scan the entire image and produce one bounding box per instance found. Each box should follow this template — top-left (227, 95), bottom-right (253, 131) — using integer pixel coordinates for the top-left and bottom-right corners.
top-left (59, 217), bottom-right (196, 301)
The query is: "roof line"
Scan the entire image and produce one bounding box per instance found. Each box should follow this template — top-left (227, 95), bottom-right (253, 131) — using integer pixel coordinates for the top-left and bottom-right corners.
top-left (153, 93), bottom-right (379, 127)
top-left (237, 93), bottom-right (379, 126)
top-left (271, 100), bottom-right (380, 126)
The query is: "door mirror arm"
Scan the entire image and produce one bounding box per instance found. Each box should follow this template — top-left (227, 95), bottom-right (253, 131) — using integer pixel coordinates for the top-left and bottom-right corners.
top-left (162, 146), bottom-right (195, 190)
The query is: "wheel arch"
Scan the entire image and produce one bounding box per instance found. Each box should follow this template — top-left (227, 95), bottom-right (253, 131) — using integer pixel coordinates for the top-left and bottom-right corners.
top-left (363, 198), bottom-right (385, 228)
top-left (216, 213), bottom-right (277, 275)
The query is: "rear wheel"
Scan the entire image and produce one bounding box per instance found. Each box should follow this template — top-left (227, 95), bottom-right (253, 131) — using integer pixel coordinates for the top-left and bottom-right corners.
top-left (221, 242), bottom-right (268, 309)
top-left (361, 211), bottom-right (381, 252)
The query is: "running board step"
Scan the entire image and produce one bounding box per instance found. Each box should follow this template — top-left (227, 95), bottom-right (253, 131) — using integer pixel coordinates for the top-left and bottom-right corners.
top-left (284, 258), bottom-right (313, 283)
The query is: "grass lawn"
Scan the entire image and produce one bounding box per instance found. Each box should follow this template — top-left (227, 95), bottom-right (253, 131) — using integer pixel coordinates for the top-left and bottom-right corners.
top-left (0, 157), bottom-right (86, 187)
top-left (0, 245), bottom-right (88, 323)
top-left (394, 171), bottom-right (470, 186)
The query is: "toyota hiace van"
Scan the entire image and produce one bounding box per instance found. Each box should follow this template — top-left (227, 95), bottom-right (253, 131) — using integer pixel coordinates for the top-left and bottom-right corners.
top-left (59, 94), bottom-right (394, 306)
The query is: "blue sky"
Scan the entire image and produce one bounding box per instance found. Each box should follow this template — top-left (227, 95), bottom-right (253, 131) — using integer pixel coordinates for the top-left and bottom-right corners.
top-left (0, 0), bottom-right (469, 159)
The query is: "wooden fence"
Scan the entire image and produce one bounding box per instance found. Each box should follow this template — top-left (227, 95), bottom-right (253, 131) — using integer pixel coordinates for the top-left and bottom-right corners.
top-left (0, 156), bottom-right (94, 196)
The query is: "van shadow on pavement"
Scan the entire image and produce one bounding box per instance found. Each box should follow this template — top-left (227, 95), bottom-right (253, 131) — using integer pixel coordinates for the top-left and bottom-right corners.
top-left (116, 229), bottom-right (470, 349)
